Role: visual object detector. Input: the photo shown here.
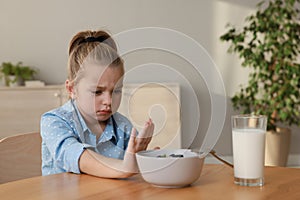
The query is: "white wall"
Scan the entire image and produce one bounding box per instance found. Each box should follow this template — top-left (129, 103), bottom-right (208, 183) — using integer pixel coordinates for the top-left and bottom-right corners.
top-left (0, 0), bottom-right (299, 163)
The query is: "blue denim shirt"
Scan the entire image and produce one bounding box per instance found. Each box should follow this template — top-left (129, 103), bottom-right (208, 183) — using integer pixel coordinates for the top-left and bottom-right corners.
top-left (40, 100), bottom-right (132, 175)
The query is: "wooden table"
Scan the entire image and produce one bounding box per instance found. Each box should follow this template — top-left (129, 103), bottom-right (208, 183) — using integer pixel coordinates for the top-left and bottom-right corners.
top-left (1, 164), bottom-right (299, 200)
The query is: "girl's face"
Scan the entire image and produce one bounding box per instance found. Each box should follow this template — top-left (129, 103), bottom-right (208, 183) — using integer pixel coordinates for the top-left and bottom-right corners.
top-left (72, 63), bottom-right (124, 125)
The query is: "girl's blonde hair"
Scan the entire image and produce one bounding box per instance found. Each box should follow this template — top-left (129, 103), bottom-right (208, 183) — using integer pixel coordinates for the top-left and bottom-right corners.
top-left (68, 30), bottom-right (124, 85)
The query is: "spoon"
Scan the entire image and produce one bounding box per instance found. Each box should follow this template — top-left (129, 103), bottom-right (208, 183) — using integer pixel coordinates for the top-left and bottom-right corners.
top-left (209, 150), bottom-right (233, 168)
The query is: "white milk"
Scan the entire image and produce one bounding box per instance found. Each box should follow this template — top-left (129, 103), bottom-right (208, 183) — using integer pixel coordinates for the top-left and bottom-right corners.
top-left (232, 129), bottom-right (266, 179)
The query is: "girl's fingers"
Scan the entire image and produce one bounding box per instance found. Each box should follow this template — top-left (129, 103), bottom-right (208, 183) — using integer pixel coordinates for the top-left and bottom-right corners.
top-left (136, 119), bottom-right (155, 150)
top-left (144, 118), bottom-right (154, 138)
top-left (128, 118), bottom-right (154, 152)
top-left (127, 128), bottom-right (137, 153)
top-left (145, 123), bottom-right (154, 144)
top-left (146, 119), bottom-right (154, 143)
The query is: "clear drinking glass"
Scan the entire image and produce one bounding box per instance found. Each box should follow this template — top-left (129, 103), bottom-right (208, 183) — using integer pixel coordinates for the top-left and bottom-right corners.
top-left (232, 114), bottom-right (267, 186)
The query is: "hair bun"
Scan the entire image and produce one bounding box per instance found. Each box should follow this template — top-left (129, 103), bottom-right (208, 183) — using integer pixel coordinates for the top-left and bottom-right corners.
top-left (68, 30), bottom-right (117, 55)
top-left (78, 36), bottom-right (108, 45)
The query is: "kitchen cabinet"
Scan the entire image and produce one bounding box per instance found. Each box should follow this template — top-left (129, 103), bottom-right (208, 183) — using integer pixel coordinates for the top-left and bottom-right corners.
top-left (0, 85), bottom-right (67, 138)
top-left (0, 83), bottom-right (181, 149)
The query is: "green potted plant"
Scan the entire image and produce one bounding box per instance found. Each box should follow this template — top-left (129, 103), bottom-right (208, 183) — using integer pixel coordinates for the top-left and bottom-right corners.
top-left (0, 62), bottom-right (36, 87)
top-left (0, 62), bottom-right (20, 86)
top-left (220, 0), bottom-right (300, 166)
top-left (19, 66), bottom-right (37, 82)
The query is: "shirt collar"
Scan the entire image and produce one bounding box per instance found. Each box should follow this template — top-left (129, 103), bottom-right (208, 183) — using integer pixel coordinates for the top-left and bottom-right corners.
top-left (71, 100), bottom-right (90, 133)
top-left (98, 116), bottom-right (117, 143)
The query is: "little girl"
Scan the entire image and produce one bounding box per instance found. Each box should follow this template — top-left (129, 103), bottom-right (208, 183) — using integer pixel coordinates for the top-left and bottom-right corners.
top-left (41, 30), bottom-right (154, 178)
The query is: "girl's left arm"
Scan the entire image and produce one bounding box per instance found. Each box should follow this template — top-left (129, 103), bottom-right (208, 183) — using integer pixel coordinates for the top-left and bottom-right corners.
top-left (79, 118), bottom-right (154, 178)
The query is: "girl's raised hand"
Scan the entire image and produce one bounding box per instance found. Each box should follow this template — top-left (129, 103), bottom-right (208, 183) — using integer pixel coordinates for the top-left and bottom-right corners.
top-left (127, 118), bottom-right (154, 154)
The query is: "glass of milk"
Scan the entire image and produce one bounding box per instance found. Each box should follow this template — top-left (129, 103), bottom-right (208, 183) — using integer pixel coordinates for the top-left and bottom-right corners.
top-left (232, 114), bottom-right (267, 186)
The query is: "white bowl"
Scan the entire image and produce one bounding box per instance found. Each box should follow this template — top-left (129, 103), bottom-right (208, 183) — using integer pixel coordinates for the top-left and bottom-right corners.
top-left (136, 149), bottom-right (205, 188)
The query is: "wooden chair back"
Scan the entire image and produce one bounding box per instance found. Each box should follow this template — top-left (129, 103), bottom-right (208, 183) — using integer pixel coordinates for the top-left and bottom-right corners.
top-left (0, 132), bottom-right (42, 184)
